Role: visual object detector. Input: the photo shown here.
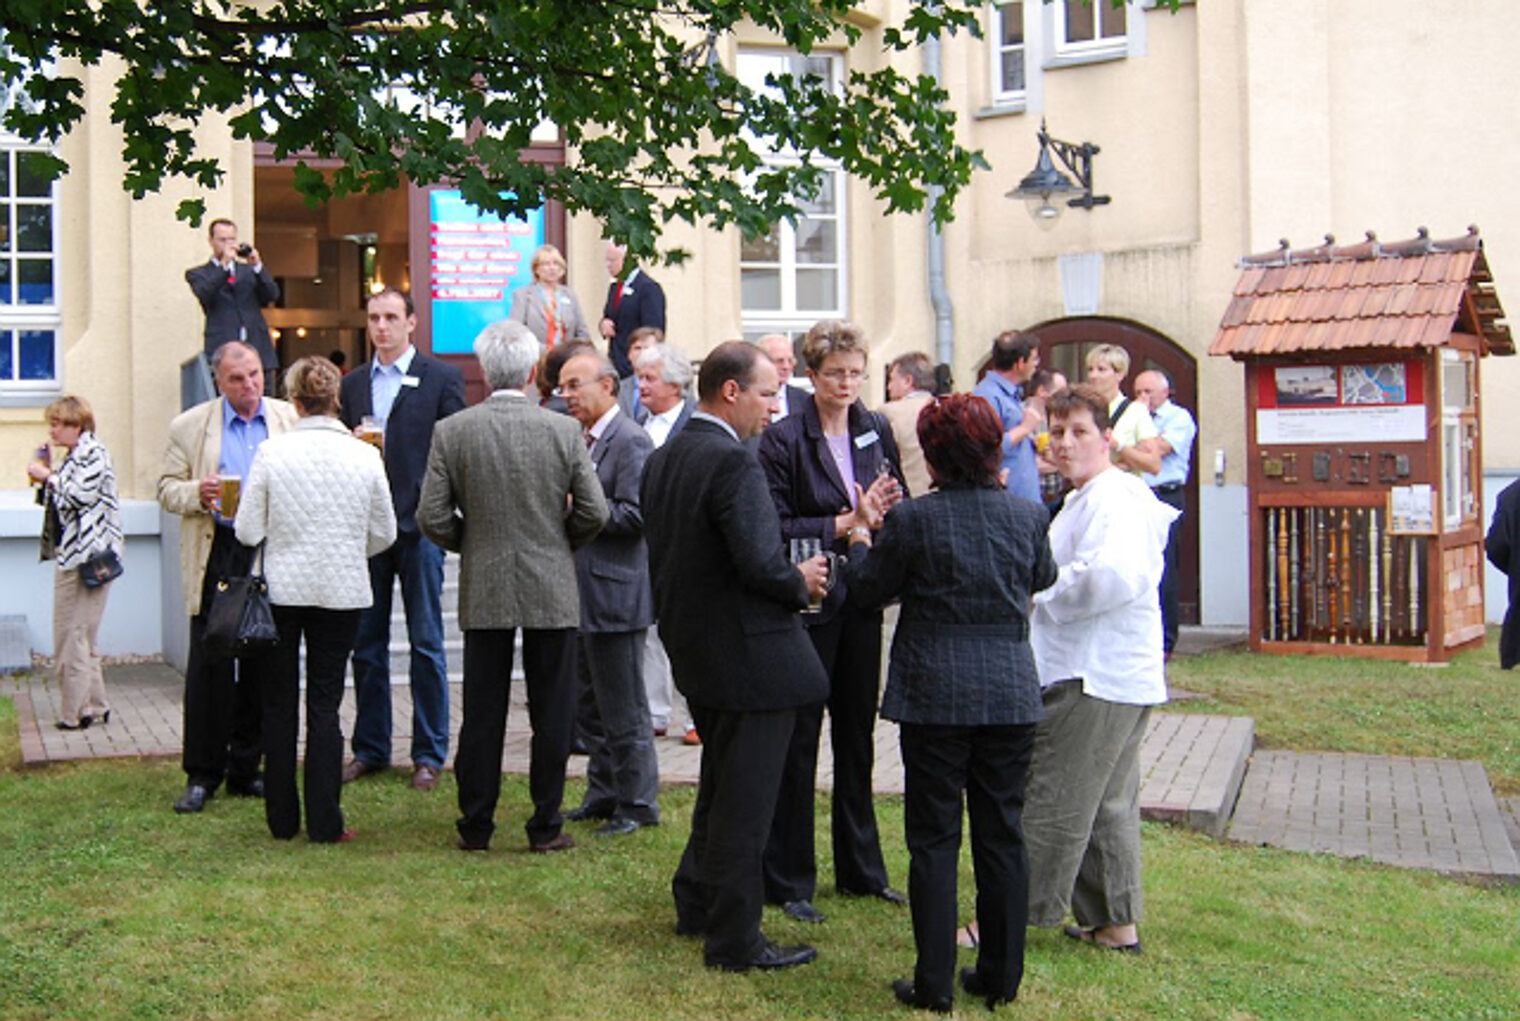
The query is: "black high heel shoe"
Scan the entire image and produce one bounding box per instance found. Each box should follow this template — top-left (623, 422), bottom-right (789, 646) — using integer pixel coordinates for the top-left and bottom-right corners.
top-left (55, 717), bottom-right (91, 731)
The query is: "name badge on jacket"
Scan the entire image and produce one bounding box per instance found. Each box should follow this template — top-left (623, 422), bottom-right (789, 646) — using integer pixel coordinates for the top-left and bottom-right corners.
top-left (855, 429), bottom-right (880, 450)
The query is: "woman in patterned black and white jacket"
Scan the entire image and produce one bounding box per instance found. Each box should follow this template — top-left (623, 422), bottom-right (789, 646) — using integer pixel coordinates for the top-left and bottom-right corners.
top-left (28, 395), bottom-right (123, 731)
top-left (236, 356), bottom-right (396, 844)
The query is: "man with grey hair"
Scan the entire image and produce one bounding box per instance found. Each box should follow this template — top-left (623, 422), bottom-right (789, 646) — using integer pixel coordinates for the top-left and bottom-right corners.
top-left (879, 351), bottom-right (936, 497)
top-left (758, 334), bottom-right (809, 421)
top-left (635, 341), bottom-right (697, 743)
top-left (419, 319), bottom-right (609, 853)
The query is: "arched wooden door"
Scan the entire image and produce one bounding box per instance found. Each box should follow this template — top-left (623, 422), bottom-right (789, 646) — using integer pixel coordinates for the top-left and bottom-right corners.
top-left (1027, 316), bottom-right (1201, 627)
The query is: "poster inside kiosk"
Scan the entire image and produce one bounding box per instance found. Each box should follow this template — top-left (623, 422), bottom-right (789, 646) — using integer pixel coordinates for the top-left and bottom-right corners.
top-left (1257, 361), bottom-right (1426, 444)
top-left (429, 190), bottom-right (544, 354)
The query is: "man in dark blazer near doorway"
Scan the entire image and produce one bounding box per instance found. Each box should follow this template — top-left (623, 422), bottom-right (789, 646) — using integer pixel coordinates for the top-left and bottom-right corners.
top-left (185, 218), bottom-right (282, 386)
top-left (599, 241), bottom-right (666, 378)
top-left (642, 341), bottom-right (830, 973)
top-left (339, 288), bottom-right (466, 793)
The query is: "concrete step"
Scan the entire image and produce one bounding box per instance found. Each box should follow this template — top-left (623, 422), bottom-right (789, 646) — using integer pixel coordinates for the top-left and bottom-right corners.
top-left (1139, 713), bottom-right (1255, 838)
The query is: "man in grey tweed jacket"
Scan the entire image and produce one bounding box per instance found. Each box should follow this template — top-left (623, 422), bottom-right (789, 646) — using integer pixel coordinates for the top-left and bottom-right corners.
top-left (419, 319), bottom-right (607, 854)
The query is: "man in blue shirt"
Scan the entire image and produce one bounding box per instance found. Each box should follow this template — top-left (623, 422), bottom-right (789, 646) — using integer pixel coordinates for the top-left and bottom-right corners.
top-left (972, 330), bottom-right (1043, 504)
top-left (1134, 369), bottom-right (1198, 657)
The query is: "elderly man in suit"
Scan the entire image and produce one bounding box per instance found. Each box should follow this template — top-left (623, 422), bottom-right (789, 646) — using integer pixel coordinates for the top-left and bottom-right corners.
top-left (878, 351), bottom-right (937, 498)
top-left (599, 241), bottom-right (666, 378)
top-left (642, 341), bottom-right (830, 973)
top-left (184, 219), bottom-right (281, 387)
top-left (758, 334), bottom-right (809, 422)
top-left (339, 288), bottom-right (466, 793)
top-left (559, 350), bottom-right (661, 835)
top-left (634, 341), bottom-right (697, 743)
top-left (158, 340), bottom-right (298, 813)
top-left (419, 319), bottom-right (608, 853)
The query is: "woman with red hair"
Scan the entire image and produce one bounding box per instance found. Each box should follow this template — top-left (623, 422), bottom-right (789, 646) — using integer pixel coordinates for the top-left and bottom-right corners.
top-left (846, 393), bottom-right (1056, 1013)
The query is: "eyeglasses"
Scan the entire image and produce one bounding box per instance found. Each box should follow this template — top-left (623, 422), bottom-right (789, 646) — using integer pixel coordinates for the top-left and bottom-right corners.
top-left (818, 369), bottom-right (868, 384)
top-left (552, 379), bottom-right (588, 397)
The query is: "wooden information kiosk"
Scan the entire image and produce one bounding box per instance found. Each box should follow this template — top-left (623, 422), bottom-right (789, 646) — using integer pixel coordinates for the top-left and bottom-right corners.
top-left (1210, 227), bottom-right (1512, 661)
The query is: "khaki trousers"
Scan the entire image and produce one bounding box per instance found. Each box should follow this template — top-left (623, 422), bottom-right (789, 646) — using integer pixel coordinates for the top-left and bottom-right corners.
top-left (53, 567), bottom-right (111, 726)
top-left (1024, 679), bottom-right (1150, 928)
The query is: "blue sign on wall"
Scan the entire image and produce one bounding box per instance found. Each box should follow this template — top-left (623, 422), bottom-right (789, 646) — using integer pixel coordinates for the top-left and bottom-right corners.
top-left (428, 191), bottom-right (544, 355)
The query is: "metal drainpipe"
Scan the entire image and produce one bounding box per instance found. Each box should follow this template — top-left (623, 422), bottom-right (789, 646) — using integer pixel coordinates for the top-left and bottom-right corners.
top-left (922, 21), bottom-right (955, 381)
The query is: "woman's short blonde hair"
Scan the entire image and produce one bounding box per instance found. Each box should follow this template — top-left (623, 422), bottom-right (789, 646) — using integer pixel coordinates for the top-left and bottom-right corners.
top-left (531, 244), bottom-right (567, 282)
top-left (284, 356), bottom-right (343, 417)
top-left (1085, 343), bottom-right (1130, 377)
top-left (800, 319), bottom-right (869, 373)
top-left (45, 395), bottom-right (95, 434)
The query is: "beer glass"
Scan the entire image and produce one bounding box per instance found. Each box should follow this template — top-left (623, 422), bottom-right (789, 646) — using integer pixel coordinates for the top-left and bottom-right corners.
top-left (790, 537), bottom-right (837, 613)
top-left (219, 474), bottom-right (242, 519)
top-left (358, 415), bottom-right (385, 453)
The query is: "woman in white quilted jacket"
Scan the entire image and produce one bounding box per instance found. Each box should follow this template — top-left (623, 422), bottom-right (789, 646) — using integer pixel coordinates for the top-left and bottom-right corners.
top-left (236, 356), bottom-right (396, 843)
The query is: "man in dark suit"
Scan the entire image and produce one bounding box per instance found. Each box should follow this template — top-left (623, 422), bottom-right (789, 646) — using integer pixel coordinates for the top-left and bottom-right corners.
top-left (185, 218), bottom-right (282, 387)
top-left (642, 341), bottom-right (830, 973)
top-left (560, 350), bottom-right (661, 834)
top-left (418, 319), bottom-right (608, 853)
top-left (339, 288), bottom-right (466, 792)
top-left (758, 334), bottom-right (809, 422)
top-left (1487, 479), bottom-right (1520, 669)
top-left (599, 242), bottom-right (666, 378)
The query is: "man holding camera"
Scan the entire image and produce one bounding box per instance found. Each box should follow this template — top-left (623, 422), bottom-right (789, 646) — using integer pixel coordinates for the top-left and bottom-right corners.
top-left (186, 218), bottom-right (282, 391)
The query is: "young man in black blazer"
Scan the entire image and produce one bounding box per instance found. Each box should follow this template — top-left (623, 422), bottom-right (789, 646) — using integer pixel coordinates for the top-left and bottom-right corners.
top-left (184, 218), bottom-right (281, 389)
top-left (339, 288), bottom-right (466, 792)
top-left (641, 341), bottom-right (830, 973)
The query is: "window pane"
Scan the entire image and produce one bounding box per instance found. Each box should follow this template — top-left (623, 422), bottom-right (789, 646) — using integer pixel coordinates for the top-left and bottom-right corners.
top-left (741, 224), bottom-right (781, 263)
top-left (0, 259), bottom-right (10, 303)
top-left (742, 267), bottom-right (781, 310)
top-left (19, 329), bottom-right (53, 379)
top-left (795, 269), bottom-right (837, 311)
top-left (0, 152), bottom-right (9, 196)
top-left (0, 330), bottom-right (10, 379)
top-left (1100, 1), bottom-right (1127, 39)
top-left (18, 258), bottom-right (53, 304)
top-left (795, 219), bottom-right (836, 264)
top-left (1064, 0), bottom-right (1095, 43)
top-left (797, 176), bottom-right (836, 216)
top-left (790, 56), bottom-right (833, 86)
top-left (16, 150), bottom-right (53, 197)
top-left (1000, 3), bottom-right (1024, 46)
top-left (17, 204), bottom-right (50, 251)
top-left (1001, 50), bottom-right (1025, 93)
top-left (0, 210), bottom-right (10, 252)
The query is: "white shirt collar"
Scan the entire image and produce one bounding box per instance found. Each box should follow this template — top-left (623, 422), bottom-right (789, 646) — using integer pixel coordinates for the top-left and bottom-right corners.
top-left (491, 388), bottom-right (529, 399)
top-left (588, 404), bottom-right (620, 440)
top-left (372, 345), bottom-right (417, 375)
top-left (691, 410), bottom-right (738, 441)
top-left (649, 398), bottom-right (685, 424)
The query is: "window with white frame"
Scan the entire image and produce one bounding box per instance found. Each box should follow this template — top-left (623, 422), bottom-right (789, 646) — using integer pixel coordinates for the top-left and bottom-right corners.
top-left (0, 36), bottom-right (61, 396)
top-left (736, 50), bottom-right (847, 337)
top-left (1053, 0), bottom-right (1128, 59)
top-left (990, 2), bottom-right (1027, 105)
top-left (1440, 349), bottom-right (1478, 531)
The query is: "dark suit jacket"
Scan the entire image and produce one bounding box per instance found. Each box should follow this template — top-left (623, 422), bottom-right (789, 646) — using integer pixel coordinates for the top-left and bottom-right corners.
top-left (601, 268), bottom-right (666, 377)
top-left (846, 486), bottom-right (1057, 726)
top-left (576, 410), bottom-right (655, 633)
top-left (417, 393), bottom-right (607, 630)
top-left (1487, 478), bottom-right (1520, 668)
top-left (186, 260), bottom-right (282, 366)
top-left (642, 417), bottom-right (828, 712)
top-left (777, 383), bottom-right (810, 421)
top-left (340, 352), bottom-right (467, 538)
top-left (756, 395), bottom-right (905, 625)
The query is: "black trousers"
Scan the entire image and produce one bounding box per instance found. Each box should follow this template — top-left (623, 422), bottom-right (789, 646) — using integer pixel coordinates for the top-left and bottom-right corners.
top-left (182, 526), bottom-right (264, 790)
top-left (456, 628), bottom-right (576, 849)
top-left (1153, 486), bottom-right (1185, 653)
top-left (673, 702), bottom-right (797, 967)
top-left (764, 606), bottom-right (889, 902)
top-left (263, 605), bottom-right (359, 843)
top-left (901, 722), bottom-right (1037, 1004)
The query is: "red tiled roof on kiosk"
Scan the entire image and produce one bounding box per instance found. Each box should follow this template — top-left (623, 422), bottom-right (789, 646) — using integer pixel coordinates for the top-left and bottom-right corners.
top-left (1209, 226), bottom-right (1512, 359)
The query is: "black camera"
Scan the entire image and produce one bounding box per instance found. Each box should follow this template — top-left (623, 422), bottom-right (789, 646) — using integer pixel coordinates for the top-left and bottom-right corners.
top-left (236, 243), bottom-right (253, 258)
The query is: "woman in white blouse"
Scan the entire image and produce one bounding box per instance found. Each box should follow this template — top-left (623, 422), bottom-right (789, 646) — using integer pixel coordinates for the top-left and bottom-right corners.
top-left (236, 357), bottom-right (396, 844)
top-left (1025, 384), bottom-right (1177, 954)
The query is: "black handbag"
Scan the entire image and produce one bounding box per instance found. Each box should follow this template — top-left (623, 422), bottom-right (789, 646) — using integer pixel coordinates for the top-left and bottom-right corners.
top-left (204, 542), bottom-right (279, 659)
top-left (78, 548), bottom-right (124, 588)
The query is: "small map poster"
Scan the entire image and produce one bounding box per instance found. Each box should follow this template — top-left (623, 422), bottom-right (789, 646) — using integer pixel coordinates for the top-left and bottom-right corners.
top-left (1257, 360), bottom-right (1425, 444)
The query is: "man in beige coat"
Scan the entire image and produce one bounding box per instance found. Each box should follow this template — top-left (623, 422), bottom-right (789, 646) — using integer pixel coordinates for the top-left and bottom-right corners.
top-left (157, 340), bottom-right (298, 813)
top-left (419, 319), bottom-right (608, 853)
top-left (877, 351), bottom-right (936, 497)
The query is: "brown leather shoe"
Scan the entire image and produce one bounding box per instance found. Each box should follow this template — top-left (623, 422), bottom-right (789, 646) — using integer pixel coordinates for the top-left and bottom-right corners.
top-left (342, 759), bottom-right (387, 784)
top-left (411, 764), bottom-right (440, 791)
top-left (529, 832), bottom-right (576, 854)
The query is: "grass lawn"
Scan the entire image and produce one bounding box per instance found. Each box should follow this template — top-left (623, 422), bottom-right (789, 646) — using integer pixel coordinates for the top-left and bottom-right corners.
top-left (1, 692), bottom-right (1517, 1020)
top-left (1165, 628), bottom-right (1520, 794)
